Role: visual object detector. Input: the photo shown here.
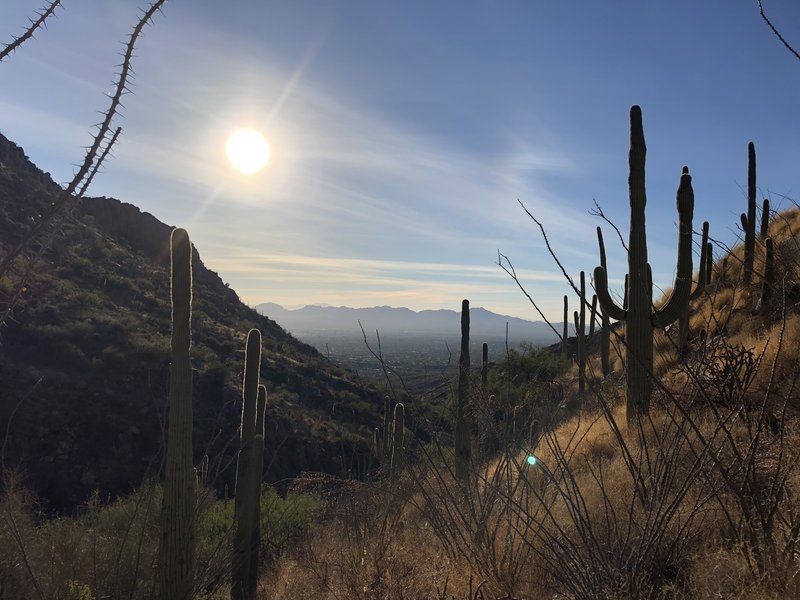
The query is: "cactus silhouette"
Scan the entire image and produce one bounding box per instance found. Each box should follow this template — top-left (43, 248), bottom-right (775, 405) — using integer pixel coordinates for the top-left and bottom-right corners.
top-left (757, 238), bottom-right (775, 315)
top-left (594, 106), bottom-right (695, 420)
top-left (596, 228), bottom-right (611, 377)
top-left (249, 384), bottom-right (267, 585)
top-left (678, 221), bottom-right (711, 356)
top-left (561, 295), bottom-right (569, 360)
top-left (158, 228), bottom-right (195, 600)
top-left (390, 402), bottom-right (405, 472)
top-left (573, 271), bottom-right (587, 395)
top-left (232, 328), bottom-right (263, 600)
top-left (760, 198), bottom-right (770, 240)
top-left (741, 142), bottom-right (757, 285)
top-left (588, 294), bottom-right (598, 339)
top-left (455, 299), bottom-right (472, 480)
top-left (481, 342), bottom-right (489, 392)
top-left (374, 395), bottom-right (405, 476)
top-left (382, 395), bottom-right (391, 456)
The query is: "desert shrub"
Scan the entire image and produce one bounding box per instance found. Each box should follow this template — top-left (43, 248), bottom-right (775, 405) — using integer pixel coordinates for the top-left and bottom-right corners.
top-left (200, 485), bottom-right (321, 567)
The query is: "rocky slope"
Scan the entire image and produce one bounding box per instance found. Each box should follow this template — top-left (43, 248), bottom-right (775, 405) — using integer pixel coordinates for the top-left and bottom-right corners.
top-left (0, 133), bottom-right (389, 512)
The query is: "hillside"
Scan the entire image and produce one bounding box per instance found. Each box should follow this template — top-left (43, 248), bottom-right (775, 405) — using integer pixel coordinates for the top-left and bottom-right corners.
top-left (0, 132), bottom-right (397, 512)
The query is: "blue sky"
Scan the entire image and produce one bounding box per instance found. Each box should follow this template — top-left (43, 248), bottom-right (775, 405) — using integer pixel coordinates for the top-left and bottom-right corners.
top-left (2, 1), bottom-right (799, 322)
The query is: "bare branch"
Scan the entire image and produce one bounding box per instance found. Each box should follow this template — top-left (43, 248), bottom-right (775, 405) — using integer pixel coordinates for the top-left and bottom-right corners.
top-left (497, 250), bottom-right (562, 341)
top-left (517, 199), bottom-right (580, 296)
top-left (590, 199), bottom-right (628, 253)
top-left (757, 0), bottom-right (800, 62)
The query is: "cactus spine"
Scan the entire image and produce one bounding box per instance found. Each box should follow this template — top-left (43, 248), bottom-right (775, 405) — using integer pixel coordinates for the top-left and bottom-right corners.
top-left (741, 142), bottom-right (757, 285)
top-left (678, 221), bottom-right (711, 356)
top-left (454, 299), bottom-right (472, 480)
top-left (232, 329), bottom-right (263, 600)
top-left (158, 228), bottom-right (195, 600)
top-left (594, 106), bottom-right (695, 420)
top-left (596, 228), bottom-right (611, 377)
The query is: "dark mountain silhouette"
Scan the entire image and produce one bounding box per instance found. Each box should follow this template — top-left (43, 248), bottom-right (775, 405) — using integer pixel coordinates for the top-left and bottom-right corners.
top-left (0, 132), bottom-right (393, 512)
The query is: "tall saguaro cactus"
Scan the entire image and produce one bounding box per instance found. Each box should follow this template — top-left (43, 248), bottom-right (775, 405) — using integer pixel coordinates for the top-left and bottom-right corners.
top-left (373, 396), bottom-right (405, 476)
top-left (760, 198), bottom-right (770, 240)
top-left (596, 227), bottom-right (611, 377)
top-left (573, 271), bottom-right (587, 395)
top-left (481, 342), bottom-right (489, 392)
top-left (454, 299), bottom-right (472, 480)
top-left (561, 295), bottom-right (569, 360)
top-left (757, 238), bottom-right (775, 315)
top-left (741, 142), bottom-right (757, 285)
top-left (594, 106), bottom-right (695, 420)
top-left (159, 228), bottom-right (195, 600)
top-left (232, 329), bottom-right (263, 600)
top-left (391, 402), bottom-right (405, 472)
top-left (678, 221), bottom-right (711, 356)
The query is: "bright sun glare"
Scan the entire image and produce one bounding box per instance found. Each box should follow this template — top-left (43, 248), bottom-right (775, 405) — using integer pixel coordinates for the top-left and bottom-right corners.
top-left (225, 128), bottom-right (271, 174)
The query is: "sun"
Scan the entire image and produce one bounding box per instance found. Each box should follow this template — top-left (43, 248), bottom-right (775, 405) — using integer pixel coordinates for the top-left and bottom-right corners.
top-left (225, 128), bottom-right (271, 174)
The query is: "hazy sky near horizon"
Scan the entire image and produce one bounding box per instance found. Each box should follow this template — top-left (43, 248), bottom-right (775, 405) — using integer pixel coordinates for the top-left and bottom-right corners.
top-left (2, 1), bottom-right (799, 322)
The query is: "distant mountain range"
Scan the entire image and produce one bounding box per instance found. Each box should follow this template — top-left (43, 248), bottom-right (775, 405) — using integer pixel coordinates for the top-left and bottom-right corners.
top-left (256, 302), bottom-right (560, 345)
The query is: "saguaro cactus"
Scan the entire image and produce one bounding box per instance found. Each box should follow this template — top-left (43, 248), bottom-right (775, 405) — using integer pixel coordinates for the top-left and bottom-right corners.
top-left (561, 295), bottom-right (569, 360)
top-left (390, 402), bottom-right (405, 472)
top-left (596, 228), bottom-right (611, 378)
top-left (741, 142), bottom-right (757, 285)
top-left (573, 271), bottom-right (587, 395)
top-left (760, 198), bottom-right (770, 240)
top-left (481, 342), bottom-right (489, 392)
top-left (594, 106), bottom-right (695, 420)
top-left (159, 228), bottom-right (195, 600)
top-left (678, 221), bottom-right (711, 356)
top-left (232, 329), bottom-right (263, 600)
top-left (454, 299), bottom-right (472, 480)
top-left (757, 238), bottom-right (775, 315)
top-left (374, 396), bottom-right (405, 475)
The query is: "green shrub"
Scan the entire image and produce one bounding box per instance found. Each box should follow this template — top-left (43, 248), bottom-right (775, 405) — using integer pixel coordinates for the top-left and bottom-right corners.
top-left (201, 485), bottom-right (321, 565)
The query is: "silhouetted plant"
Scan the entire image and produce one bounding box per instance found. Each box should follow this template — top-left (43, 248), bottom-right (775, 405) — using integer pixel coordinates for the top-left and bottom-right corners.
top-left (232, 329), bottom-right (265, 600)
top-left (454, 299), bottom-right (472, 480)
top-left (594, 105), bottom-right (696, 420)
top-left (158, 227), bottom-right (195, 600)
top-left (679, 220), bottom-right (711, 356)
top-left (740, 142), bottom-right (758, 285)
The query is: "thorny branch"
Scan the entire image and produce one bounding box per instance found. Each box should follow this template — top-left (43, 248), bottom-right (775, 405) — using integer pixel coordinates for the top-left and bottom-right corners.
top-left (757, 0), bottom-right (800, 62)
top-left (0, 1), bottom-right (62, 63)
top-left (0, 1), bottom-right (168, 335)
